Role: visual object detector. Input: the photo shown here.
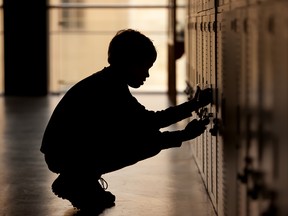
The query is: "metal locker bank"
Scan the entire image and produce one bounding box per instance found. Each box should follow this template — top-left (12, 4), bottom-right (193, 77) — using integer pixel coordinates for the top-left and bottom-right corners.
top-left (185, 0), bottom-right (288, 215)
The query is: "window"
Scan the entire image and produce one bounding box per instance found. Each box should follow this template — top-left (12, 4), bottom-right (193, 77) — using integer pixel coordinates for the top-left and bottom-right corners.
top-left (60, 0), bottom-right (84, 29)
top-left (49, 0), bottom-right (170, 93)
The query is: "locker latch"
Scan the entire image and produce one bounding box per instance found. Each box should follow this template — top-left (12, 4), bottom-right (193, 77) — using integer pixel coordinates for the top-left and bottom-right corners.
top-left (209, 117), bottom-right (223, 136)
top-left (237, 156), bottom-right (253, 184)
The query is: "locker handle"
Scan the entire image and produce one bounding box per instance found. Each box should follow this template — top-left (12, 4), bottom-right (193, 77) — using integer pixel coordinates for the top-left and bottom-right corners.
top-left (247, 171), bottom-right (265, 200)
top-left (212, 21), bottom-right (216, 32)
top-left (237, 167), bottom-right (252, 184)
top-left (209, 117), bottom-right (223, 136)
top-left (237, 157), bottom-right (253, 184)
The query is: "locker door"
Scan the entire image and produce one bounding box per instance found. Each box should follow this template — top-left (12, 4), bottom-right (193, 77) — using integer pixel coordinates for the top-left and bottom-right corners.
top-left (207, 12), bottom-right (218, 210)
top-left (238, 6), bottom-right (260, 215)
top-left (221, 9), bottom-right (241, 216)
top-left (215, 12), bottom-right (225, 216)
top-left (273, 3), bottom-right (288, 215)
top-left (188, 16), bottom-right (199, 158)
top-left (194, 15), bottom-right (207, 183)
top-left (185, 16), bottom-right (192, 84)
top-left (189, 14), bottom-right (201, 178)
top-left (197, 0), bottom-right (203, 13)
top-left (236, 7), bottom-right (249, 216)
top-left (256, 3), bottom-right (288, 215)
top-left (185, 15), bottom-right (191, 83)
top-left (202, 14), bottom-right (209, 186)
top-left (190, 16), bottom-right (198, 86)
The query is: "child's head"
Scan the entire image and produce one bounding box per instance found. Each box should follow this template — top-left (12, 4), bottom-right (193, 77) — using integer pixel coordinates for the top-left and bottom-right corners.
top-left (108, 29), bottom-right (157, 68)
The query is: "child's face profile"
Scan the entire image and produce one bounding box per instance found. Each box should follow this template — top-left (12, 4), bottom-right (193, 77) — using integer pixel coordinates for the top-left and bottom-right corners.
top-left (125, 61), bottom-right (154, 88)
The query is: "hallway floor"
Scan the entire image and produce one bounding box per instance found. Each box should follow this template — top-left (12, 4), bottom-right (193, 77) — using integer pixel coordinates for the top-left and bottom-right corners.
top-left (0, 93), bottom-right (217, 216)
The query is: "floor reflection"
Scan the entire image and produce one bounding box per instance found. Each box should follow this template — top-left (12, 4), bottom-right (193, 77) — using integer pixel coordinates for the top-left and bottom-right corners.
top-left (0, 94), bottom-right (216, 216)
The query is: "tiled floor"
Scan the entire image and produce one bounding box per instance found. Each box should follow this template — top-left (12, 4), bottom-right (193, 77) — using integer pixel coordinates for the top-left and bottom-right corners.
top-left (0, 93), bottom-right (217, 216)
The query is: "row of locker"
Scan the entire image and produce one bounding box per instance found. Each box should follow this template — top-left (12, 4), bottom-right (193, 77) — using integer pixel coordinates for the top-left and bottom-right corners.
top-left (187, 0), bottom-right (279, 14)
top-left (184, 1), bottom-right (288, 216)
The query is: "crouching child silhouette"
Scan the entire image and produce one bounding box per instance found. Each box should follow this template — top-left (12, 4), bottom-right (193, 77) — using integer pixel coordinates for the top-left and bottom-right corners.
top-left (40, 29), bottom-right (213, 214)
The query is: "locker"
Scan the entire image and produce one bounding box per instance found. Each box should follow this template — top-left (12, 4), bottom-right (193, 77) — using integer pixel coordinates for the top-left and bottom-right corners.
top-left (230, 0), bottom-right (247, 10)
top-left (203, 14), bottom-right (210, 186)
top-left (203, 0), bottom-right (209, 12)
top-left (189, 16), bottom-right (198, 86)
top-left (273, 3), bottom-right (288, 215)
top-left (194, 15), bottom-right (207, 183)
top-left (186, 1), bottom-right (288, 216)
top-left (221, 9), bottom-right (241, 216)
top-left (257, 3), bottom-right (288, 215)
top-left (207, 0), bottom-right (214, 10)
top-left (217, 0), bottom-right (230, 8)
top-left (185, 16), bottom-right (192, 84)
top-left (207, 13), bottom-right (218, 210)
top-left (197, 0), bottom-right (203, 13)
top-left (245, 6), bottom-right (261, 216)
top-left (215, 11), bottom-right (225, 216)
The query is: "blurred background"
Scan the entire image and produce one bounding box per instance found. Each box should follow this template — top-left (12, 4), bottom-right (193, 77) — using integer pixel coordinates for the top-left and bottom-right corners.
top-left (0, 0), bottom-right (187, 95)
top-left (0, 1), bottom-right (288, 216)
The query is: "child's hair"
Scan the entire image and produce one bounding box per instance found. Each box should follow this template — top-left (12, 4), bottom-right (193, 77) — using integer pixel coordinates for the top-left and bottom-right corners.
top-left (108, 29), bottom-right (157, 66)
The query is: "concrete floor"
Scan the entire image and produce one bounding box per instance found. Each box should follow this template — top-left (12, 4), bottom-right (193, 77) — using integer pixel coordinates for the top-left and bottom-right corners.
top-left (0, 93), bottom-right (217, 216)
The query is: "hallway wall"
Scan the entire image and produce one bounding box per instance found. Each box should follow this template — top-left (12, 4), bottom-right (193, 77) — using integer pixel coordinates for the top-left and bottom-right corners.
top-left (184, 0), bottom-right (288, 215)
top-left (3, 0), bottom-right (48, 96)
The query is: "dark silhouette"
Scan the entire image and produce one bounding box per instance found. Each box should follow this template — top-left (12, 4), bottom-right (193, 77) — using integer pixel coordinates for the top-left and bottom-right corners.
top-left (40, 29), bottom-right (213, 215)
